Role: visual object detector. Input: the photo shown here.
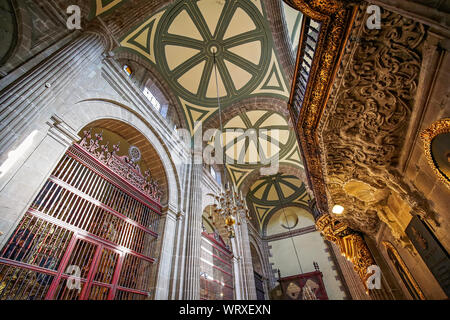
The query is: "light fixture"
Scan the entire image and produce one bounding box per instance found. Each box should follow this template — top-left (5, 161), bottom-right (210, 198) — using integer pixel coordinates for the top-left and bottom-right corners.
top-left (206, 50), bottom-right (251, 239)
top-left (207, 185), bottom-right (250, 239)
top-left (332, 204), bottom-right (344, 214)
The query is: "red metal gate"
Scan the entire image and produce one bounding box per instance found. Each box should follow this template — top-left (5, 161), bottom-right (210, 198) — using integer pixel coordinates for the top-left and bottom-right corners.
top-left (0, 138), bottom-right (162, 300)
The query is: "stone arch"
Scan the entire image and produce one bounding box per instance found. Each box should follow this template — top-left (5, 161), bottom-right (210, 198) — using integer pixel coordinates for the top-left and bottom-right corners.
top-left (248, 232), bottom-right (271, 296)
top-left (249, 240), bottom-right (266, 276)
top-left (78, 118), bottom-right (170, 205)
top-left (60, 98), bottom-right (181, 210)
top-left (261, 203), bottom-right (313, 237)
top-left (0, 0), bottom-right (75, 75)
top-left (201, 204), bottom-right (230, 247)
top-left (240, 163), bottom-right (308, 197)
top-left (100, 0), bottom-right (172, 40)
top-left (202, 97), bottom-right (291, 133)
top-left (202, 205), bottom-right (215, 233)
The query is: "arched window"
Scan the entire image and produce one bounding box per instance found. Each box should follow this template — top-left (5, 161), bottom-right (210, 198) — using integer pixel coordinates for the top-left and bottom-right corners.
top-left (209, 166), bottom-right (221, 186)
top-left (142, 79), bottom-right (170, 119)
top-left (143, 87), bottom-right (161, 112)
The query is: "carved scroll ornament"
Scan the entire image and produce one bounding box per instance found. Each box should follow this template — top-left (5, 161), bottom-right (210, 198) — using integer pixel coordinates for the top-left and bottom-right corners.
top-left (315, 5), bottom-right (441, 236)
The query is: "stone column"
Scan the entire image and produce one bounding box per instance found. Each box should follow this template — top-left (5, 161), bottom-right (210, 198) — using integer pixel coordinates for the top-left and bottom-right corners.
top-left (237, 215), bottom-right (257, 300)
top-left (170, 159), bottom-right (191, 300)
top-left (153, 204), bottom-right (179, 299)
top-left (261, 240), bottom-right (277, 290)
top-left (0, 28), bottom-right (110, 158)
top-left (0, 115), bottom-right (79, 248)
top-left (232, 254), bottom-right (242, 300)
top-left (0, 27), bottom-right (110, 247)
top-left (169, 210), bottom-right (185, 300)
top-left (182, 151), bottom-right (203, 299)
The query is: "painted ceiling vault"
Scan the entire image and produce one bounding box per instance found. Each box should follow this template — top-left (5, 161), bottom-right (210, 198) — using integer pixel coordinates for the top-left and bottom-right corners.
top-left (247, 174), bottom-right (311, 231)
top-left (89, 0), bottom-right (127, 19)
top-left (213, 110), bottom-right (303, 189)
top-left (90, 0), bottom-right (309, 207)
top-left (116, 0), bottom-right (290, 135)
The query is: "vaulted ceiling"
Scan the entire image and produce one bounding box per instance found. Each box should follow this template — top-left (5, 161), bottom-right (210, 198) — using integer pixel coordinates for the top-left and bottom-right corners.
top-left (88, 0), bottom-right (311, 230)
top-left (247, 174), bottom-right (310, 232)
top-left (215, 110), bottom-right (303, 189)
top-left (116, 0), bottom-right (290, 136)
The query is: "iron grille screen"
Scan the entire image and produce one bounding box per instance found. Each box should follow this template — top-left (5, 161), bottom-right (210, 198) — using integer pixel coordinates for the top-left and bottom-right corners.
top-left (200, 232), bottom-right (234, 300)
top-left (0, 144), bottom-right (161, 300)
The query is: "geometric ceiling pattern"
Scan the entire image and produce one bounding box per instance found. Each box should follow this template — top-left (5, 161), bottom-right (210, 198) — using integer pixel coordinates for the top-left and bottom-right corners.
top-left (118, 0), bottom-right (290, 135)
top-left (215, 110), bottom-right (303, 189)
top-left (90, 0), bottom-right (311, 233)
top-left (89, 0), bottom-right (127, 19)
top-left (246, 174), bottom-right (310, 230)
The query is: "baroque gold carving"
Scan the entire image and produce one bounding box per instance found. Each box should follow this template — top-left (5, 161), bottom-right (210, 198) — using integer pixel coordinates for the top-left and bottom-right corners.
top-left (316, 213), bottom-right (375, 293)
top-left (313, 5), bottom-right (438, 235)
top-left (420, 118), bottom-right (450, 189)
top-left (287, 0), bottom-right (360, 215)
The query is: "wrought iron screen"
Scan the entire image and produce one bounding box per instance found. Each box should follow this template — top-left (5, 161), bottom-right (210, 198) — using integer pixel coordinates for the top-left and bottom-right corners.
top-left (200, 232), bottom-right (234, 300)
top-left (0, 142), bottom-right (162, 300)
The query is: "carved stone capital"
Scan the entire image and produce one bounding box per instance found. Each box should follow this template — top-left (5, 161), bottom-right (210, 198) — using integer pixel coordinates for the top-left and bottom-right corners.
top-left (316, 213), bottom-right (375, 292)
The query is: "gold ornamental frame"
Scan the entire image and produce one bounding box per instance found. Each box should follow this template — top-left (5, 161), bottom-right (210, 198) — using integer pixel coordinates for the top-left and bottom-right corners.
top-left (382, 241), bottom-right (426, 300)
top-left (420, 118), bottom-right (450, 189)
top-left (285, 0), bottom-right (360, 214)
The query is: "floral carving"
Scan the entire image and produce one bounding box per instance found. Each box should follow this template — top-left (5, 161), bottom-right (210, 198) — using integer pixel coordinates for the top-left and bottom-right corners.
top-left (79, 129), bottom-right (162, 203)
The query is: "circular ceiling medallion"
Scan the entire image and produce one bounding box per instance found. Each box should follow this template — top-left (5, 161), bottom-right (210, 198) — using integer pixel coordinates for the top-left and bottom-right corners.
top-left (156, 0), bottom-right (271, 106)
top-left (217, 111), bottom-right (295, 166)
top-left (248, 174), bottom-right (306, 205)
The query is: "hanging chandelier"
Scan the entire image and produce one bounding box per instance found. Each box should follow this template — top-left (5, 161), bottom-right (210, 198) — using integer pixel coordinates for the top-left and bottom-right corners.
top-left (206, 50), bottom-right (251, 239)
top-left (207, 185), bottom-right (250, 239)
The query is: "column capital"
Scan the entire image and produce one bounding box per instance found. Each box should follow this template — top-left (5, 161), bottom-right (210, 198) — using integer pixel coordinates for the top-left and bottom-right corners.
top-left (83, 20), bottom-right (117, 53)
top-left (316, 214), bottom-right (375, 293)
top-left (46, 114), bottom-right (80, 148)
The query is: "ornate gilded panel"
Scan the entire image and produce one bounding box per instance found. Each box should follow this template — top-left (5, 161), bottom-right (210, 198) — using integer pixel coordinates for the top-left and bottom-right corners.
top-left (420, 118), bottom-right (450, 189)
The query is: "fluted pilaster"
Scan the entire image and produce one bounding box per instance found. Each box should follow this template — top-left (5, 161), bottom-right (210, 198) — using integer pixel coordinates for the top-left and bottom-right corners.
top-left (237, 215), bottom-right (257, 300)
top-left (0, 29), bottom-right (110, 157)
top-left (182, 152), bottom-right (203, 299)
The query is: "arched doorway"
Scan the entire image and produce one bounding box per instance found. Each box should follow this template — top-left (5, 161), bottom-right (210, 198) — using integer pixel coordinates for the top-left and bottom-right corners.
top-left (250, 243), bottom-right (266, 300)
top-left (0, 120), bottom-right (168, 300)
top-left (200, 207), bottom-right (234, 300)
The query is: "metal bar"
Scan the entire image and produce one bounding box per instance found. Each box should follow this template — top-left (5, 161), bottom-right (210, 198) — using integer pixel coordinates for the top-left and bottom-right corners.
top-left (45, 233), bottom-right (78, 299)
top-left (49, 176), bottom-right (158, 237)
top-left (68, 145), bottom-right (162, 211)
top-left (27, 208), bottom-right (156, 263)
